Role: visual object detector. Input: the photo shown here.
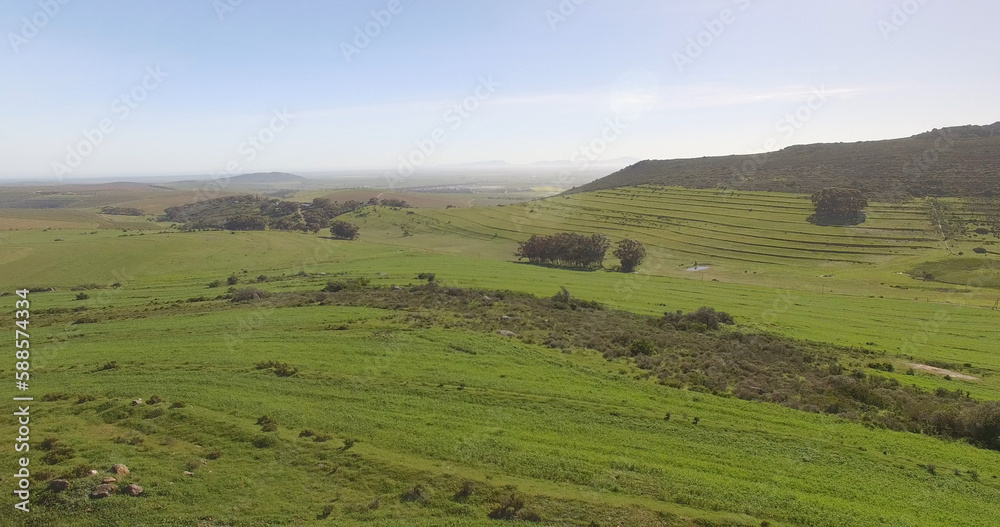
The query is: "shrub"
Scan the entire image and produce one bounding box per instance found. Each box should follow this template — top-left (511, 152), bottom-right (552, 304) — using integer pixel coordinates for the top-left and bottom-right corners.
top-left (75, 293), bottom-right (89, 301)
top-left (148, 395), bottom-right (163, 404)
top-left (416, 273), bottom-right (436, 282)
top-left (227, 275), bottom-right (240, 286)
top-left (342, 437), bottom-right (357, 450)
top-left (206, 451), bottom-right (223, 460)
top-left (169, 401), bottom-right (187, 409)
top-left (256, 275), bottom-right (269, 283)
top-left (66, 464), bottom-right (94, 479)
top-left (454, 480), bottom-right (475, 501)
top-left (323, 277), bottom-right (370, 292)
top-left (299, 429), bottom-right (315, 438)
top-left (252, 435), bottom-right (278, 448)
top-left (231, 287), bottom-right (270, 303)
top-left (629, 339), bottom-right (655, 356)
top-left (314, 434), bottom-right (333, 443)
top-left (401, 484), bottom-right (430, 503)
top-left (330, 221), bottom-right (360, 240)
top-left (256, 360), bottom-right (298, 377)
top-left (488, 486), bottom-right (527, 520)
top-left (207, 280), bottom-right (222, 288)
top-left (96, 361), bottom-right (118, 372)
top-left (973, 247), bottom-right (987, 254)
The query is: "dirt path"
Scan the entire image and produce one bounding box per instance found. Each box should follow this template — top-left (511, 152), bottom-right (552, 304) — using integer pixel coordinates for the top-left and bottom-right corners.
top-left (908, 363), bottom-right (979, 381)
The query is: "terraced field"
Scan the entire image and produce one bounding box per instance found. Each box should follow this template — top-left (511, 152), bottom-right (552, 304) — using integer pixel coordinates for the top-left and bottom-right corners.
top-left (419, 186), bottom-right (944, 268)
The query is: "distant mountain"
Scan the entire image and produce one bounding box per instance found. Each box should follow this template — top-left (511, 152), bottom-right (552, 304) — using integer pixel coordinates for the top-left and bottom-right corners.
top-left (565, 123), bottom-right (1000, 199)
top-left (226, 172), bottom-right (308, 184)
top-left (531, 157), bottom-right (640, 168)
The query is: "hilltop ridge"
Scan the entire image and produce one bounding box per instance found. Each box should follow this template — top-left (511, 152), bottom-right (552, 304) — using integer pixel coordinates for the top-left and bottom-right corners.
top-left (567, 122), bottom-right (1000, 199)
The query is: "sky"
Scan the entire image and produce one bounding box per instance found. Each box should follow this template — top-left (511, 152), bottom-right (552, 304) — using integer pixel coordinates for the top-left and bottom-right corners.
top-left (1, 0), bottom-right (998, 180)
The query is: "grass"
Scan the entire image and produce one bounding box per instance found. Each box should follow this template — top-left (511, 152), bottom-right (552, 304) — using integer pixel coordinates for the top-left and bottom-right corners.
top-left (1, 183), bottom-right (999, 524)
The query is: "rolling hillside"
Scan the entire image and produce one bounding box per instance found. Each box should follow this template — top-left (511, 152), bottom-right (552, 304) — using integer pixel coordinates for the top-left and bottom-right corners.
top-left (567, 122), bottom-right (1000, 199)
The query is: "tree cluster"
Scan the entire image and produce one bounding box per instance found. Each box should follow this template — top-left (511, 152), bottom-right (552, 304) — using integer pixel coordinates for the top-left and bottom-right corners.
top-left (809, 187), bottom-right (868, 225)
top-left (330, 220), bottom-right (360, 240)
top-left (223, 215), bottom-right (268, 231)
top-left (101, 206), bottom-right (144, 216)
top-left (515, 233), bottom-right (610, 268)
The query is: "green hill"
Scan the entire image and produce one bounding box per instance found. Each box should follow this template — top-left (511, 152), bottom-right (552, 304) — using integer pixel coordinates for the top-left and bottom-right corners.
top-left (567, 122), bottom-right (1000, 199)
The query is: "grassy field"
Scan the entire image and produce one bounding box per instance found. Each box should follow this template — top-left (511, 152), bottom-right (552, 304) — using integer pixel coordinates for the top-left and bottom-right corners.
top-left (1, 184), bottom-right (999, 525)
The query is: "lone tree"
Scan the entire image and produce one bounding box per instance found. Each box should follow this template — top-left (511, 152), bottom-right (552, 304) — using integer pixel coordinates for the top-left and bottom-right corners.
top-left (614, 238), bottom-right (646, 272)
top-left (809, 187), bottom-right (868, 225)
top-left (330, 221), bottom-right (360, 240)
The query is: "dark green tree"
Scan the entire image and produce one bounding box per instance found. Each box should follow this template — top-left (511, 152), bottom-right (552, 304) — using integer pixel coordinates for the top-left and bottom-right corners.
top-left (330, 220), bottom-right (360, 240)
top-left (614, 238), bottom-right (646, 272)
top-left (809, 188), bottom-right (868, 225)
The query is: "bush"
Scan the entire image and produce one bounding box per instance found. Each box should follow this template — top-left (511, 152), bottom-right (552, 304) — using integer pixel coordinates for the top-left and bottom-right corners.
top-left (342, 437), bottom-right (357, 450)
top-left (252, 435), bottom-right (278, 448)
top-left (148, 395), bottom-right (163, 404)
top-left (207, 280), bottom-right (222, 288)
top-left (416, 273), bottom-right (436, 282)
top-left (227, 275), bottom-right (240, 286)
top-left (323, 277), bottom-right (370, 292)
top-left (973, 247), bottom-right (988, 254)
top-left (75, 293), bottom-right (89, 301)
top-left (231, 288), bottom-right (270, 303)
top-left (330, 221), bottom-right (360, 240)
top-left (256, 360), bottom-right (298, 377)
top-left (629, 339), bottom-right (655, 356)
top-left (454, 480), bottom-right (475, 501)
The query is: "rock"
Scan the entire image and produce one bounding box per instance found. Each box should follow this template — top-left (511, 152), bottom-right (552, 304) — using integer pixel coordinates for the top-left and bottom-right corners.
top-left (496, 330), bottom-right (517, 338)
top-left (124, 484), bottom-right (144, 497)
top-left (102, 477), bottom-right (117, 484)
top-left (391, 285), bottom-right (402, 291)
top-left (89, 469), bottom-right (99, 476)
top-left (90, 484), bottom-right (118, 499)
top-left (49, 479), bottom-right (70, 492)
top-left (183, 471), bottom-right (194, 476)
top-left (110, 464), bottom-right (130, 476)
top-left (131, 398), bottom-right (143, 406)
top-left (500, 315), bottom-right (511, 321)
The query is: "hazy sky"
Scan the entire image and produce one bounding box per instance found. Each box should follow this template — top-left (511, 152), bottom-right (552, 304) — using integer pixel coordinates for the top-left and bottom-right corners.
top-left (1, 0), bottom-right (998, 180)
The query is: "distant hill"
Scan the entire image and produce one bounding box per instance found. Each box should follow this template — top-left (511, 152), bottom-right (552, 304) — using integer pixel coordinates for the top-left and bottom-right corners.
top-left (566, 122), bottom-right (1000, 199)
top-left (225, 172), bottom-right (307, 184)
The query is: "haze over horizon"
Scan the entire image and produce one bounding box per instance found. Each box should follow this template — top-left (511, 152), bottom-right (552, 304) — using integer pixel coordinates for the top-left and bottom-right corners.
top-left (2, 0), bottom-right (998, 181)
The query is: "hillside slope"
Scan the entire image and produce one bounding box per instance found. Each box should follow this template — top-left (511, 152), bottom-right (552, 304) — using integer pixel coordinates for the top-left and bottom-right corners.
top-left (568, 122), bottom-right (1000, 199)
